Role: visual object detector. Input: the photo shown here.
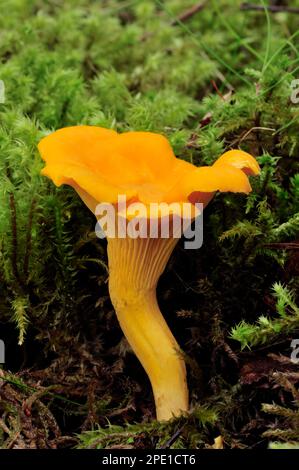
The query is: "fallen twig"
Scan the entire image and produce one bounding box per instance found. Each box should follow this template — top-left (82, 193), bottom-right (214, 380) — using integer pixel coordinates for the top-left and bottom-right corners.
top-left (171, 2), bottom-right (207, 25)
top-left (241, 3), bottom-right (299, 14)
top-left (159, 425), bottom-right (185, 449)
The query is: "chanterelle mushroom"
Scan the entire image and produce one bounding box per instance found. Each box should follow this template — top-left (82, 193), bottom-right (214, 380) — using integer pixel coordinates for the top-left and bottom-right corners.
top-left (38, 126), bottom-right (260, 421)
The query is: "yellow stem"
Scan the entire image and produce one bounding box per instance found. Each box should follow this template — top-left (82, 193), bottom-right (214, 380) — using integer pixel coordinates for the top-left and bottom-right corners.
top-left (107, 236), bottom-right (188, 421)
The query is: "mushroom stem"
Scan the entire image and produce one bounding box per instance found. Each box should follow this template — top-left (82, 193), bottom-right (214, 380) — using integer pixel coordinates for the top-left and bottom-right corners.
top-left (107, 236), bottom-right (188, 421)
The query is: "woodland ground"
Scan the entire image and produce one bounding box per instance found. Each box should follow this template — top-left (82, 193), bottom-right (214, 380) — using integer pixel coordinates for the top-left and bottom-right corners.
top-left (0, 0), bottom-right (298, 449)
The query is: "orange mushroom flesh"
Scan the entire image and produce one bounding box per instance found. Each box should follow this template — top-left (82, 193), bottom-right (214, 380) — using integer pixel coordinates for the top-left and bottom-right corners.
top-left (38, 126), bottom-right (260, 421)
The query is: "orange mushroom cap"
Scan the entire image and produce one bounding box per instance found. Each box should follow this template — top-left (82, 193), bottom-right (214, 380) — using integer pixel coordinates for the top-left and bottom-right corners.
top-left (38, 126), bottom-right (260, 208)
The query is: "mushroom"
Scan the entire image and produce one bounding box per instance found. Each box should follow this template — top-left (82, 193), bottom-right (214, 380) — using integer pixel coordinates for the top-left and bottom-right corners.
top-left (38, 126), bottom-right (260, 421)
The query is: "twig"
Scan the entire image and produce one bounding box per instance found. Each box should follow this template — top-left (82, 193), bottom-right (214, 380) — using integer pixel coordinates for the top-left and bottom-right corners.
top-left (23, 385), bottom-right (58, 412)
top-left (171, 1), bottom-right (207, 25)
top-left (230, 126), bottom-right (275, 146)
top-left (141, 1), bottom-right (206, 40)
top-left (0, 418), bottom-right (20, 449)
top-left (211, 79), bottom-right (225, 100)
top-left (159, 425), bottom-right (185, 449)
top-left (241, 3), bottom-right (299, 14)
top-left (0, 418), bottom-right (11, 435)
